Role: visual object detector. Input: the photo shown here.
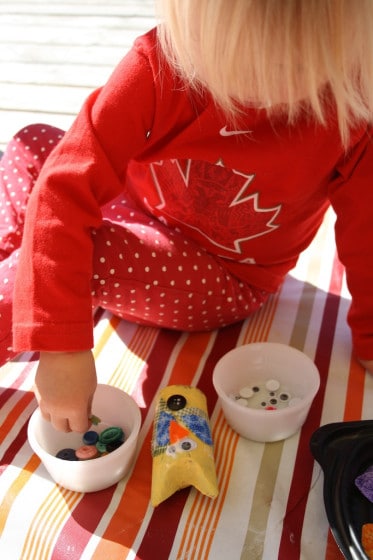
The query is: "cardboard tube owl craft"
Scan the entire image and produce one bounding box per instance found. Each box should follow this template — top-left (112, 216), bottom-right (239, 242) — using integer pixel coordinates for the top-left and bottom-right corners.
top-left (151, 385), bottom-right (219, 506)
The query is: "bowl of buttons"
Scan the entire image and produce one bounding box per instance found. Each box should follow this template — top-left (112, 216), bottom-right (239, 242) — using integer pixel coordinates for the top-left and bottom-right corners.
top-left (28, 384), bottom-right (142, 492)
top-left (212, 343), bottom-right (320, 442)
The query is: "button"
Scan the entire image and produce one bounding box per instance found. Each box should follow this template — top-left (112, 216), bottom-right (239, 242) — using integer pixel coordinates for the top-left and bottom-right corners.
top-left (239, 386), bottom-right (254, 398)
top-left (99, 426), bottom-right (124, 445)
top-left (75, 445), bottom-right (100, 460)
top-left (83, 430), bottom-right (99, 445)
top-left (265, 379), bottom-right (280, 391)
top-left (96, 441), bottom-right (107, 453)
top-left (106, 440), bottom-right (125, 452)
top-left (167, 394), bottom-right (187, 411)
top-left (56, 448), bottom-right (78, 461)
top-left (236, 398), bottom-right (248, 407)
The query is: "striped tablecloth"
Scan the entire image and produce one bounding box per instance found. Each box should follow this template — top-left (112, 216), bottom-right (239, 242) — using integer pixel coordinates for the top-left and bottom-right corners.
top-left (1, 207), bottom-right (372, 560)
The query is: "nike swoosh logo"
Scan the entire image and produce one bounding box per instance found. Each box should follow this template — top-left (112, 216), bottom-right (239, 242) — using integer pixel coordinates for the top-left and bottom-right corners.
top-left (219, 126), bottom-right (253, 137)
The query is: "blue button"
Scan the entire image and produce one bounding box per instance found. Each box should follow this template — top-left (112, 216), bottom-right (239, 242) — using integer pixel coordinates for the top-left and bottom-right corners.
top-left (83, 430), bottom-right (99, 445)
top-left (56, 448), bottom-right (78, 461)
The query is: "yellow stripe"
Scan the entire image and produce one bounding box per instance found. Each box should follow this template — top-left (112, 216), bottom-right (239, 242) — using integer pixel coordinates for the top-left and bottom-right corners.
top-left (109, 326), bottom-right (158, 391)
top-left (0, 454), bottom-right (41, 537)
top-left (242, 292), bottom-right (280, 344)
top-left (92, 314), bottom-right (122, 359)
top-left (176, 410), bottom-right (239, 559)
top-left (176, 295), bottom-right (281, 558)
top-left (20, 320), bottom-right (145, 559)
top-left (21, 486), bottom-right (81, 560)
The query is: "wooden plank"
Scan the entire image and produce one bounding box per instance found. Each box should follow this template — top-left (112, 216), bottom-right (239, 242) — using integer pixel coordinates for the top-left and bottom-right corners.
top-left (0, 1), bottom-right (155, 16)
top-left (0, 61), bottom-right (115, 87)
top-left (0, 109), bottom-right (75, 138)
top-left (0, 0), bottom-right (156, 150)
top-left (0, 20), bottom-right (152, 45)
top-left (0, 82), bottom-right (92, 114)
top-left (0, 43), bottom-right (131, 66)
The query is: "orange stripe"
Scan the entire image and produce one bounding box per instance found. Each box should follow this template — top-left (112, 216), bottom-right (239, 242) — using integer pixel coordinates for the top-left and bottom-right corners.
top-left (324, 358), bottom-right (366, 558)
top-left (203, 424), bottom-right (239, 558)
top-left (343, 357), bottom-right (366, 421)
top-left (0, 453), bottom-right (41, 536)
top-left (109, 327), bottom-right (158, 389)
top-left (242, 292), bottom-right (279, 344)
top-left (19, 323), bottom-right (148, 559)
top-left (167, 331), bottom-right (215, 386)
top-left (176, 296), bottom-right (279, 557)
top-left (0, 391), bottom-right (35, 445)
top-left (20, 324), bottom-right (156, 560)
top-left (325, 531), bottom-right (345, 560)
top-left (177, 410), bottom-right (239, 559)
top-left (15, 322), bottom-right (140, 560)
top-left (22, 487), bottom-right (81, 560)
top-left (91, 331), bottom-right (213, 560)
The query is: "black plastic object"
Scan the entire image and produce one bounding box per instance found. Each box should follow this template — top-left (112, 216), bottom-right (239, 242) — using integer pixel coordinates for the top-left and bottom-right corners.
top-left (310, 420), bottom-right (373, 560)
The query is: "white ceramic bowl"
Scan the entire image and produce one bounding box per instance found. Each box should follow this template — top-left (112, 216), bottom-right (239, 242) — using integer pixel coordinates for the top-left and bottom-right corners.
top-left (28, 384), bottom-right (142, 492)
top-left (212, 343), bottom-right (320, 442)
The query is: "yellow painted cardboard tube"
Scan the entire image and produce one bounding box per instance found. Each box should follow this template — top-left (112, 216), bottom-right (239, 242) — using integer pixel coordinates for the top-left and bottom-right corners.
top-left (151, 385), bottom-right (219, 507)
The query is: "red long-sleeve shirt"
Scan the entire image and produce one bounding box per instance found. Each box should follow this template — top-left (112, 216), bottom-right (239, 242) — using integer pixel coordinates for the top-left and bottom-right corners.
top-left (13, 28), bottom-right (373, 359)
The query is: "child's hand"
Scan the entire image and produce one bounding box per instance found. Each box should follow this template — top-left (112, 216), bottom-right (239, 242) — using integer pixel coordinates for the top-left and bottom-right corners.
top-left (358, 358), bottom-right (373, 376)
top-left (34, 350), bottom-right (97, 433)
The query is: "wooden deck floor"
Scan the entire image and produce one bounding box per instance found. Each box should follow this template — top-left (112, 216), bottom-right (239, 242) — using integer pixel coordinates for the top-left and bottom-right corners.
top-left (0, 0), bottom-right (156, 151)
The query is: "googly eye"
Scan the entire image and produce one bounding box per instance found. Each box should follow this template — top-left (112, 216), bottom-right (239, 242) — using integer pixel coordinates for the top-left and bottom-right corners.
top-left (180, 438), bottom-right (197, 451)
top-left (166, 444), bottom-right (178, 457)
top-left (269, 398), bottom-right (278, 405)
top-left (252, 386), bottom-right (260, 393)
top-left (166, 437), bottom-right (198, 455)
top-left (177, 437), bottom-right (197, 452)
top-left (279, 392), bottom-right (291, 401)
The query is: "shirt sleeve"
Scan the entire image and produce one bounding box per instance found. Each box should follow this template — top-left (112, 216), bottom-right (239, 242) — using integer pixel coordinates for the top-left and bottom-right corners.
top-left (12, 33), bottom-right (157, 352)
top-left (329, 131), bottom-right (373, 360)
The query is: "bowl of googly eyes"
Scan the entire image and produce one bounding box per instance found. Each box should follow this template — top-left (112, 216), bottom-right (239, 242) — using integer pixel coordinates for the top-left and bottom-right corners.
top-left (27, 384), bottom-right (142, 492)
top-left (212, 343), bottom-right (320, 442)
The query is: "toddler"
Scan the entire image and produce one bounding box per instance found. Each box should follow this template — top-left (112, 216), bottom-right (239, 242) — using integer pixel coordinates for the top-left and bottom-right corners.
top-left (1, 0), bottom-right (373, 432)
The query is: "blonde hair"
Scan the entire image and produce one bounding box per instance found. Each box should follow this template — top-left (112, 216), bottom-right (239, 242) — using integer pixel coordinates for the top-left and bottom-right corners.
top-left (156, 0), bottom-right (373, 146)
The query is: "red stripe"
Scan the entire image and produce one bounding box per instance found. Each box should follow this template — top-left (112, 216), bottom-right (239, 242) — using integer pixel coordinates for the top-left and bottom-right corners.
top-left (133, 329), bottom-right (182, 424)
top-left (0, 419), bottom-right (30, 474)
top-left (0, 361), bottom-right (37, 406)
top-left (51, 328), bottom-right (182, 560)
top-left (136, 322), bottom-right (243, 560)
top-left (278, 256), bottom-right (344, 559)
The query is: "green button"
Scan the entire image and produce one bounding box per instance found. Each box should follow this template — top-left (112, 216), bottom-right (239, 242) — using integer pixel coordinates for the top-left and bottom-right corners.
top-left (99, 427), bottom-right (124, 445)
top-left (96, 441), bottom-right (107, 453)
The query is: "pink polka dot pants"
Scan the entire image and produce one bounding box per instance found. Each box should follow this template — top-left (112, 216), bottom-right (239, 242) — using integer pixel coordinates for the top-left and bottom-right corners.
top-left (91, 202), bottom-right (269, 331)
top-left (0, 124), bottom-right (270, 365)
